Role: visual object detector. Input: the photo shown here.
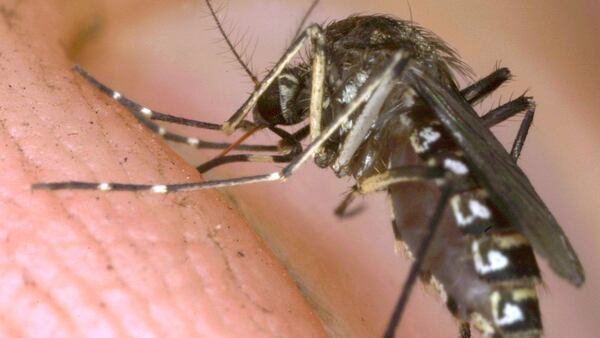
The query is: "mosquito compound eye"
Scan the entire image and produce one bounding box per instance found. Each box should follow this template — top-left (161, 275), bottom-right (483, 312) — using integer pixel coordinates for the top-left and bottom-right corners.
top-left (255, 71), bottom-right (306, 126)
top-left (255, 81), bottom-right (285, 125)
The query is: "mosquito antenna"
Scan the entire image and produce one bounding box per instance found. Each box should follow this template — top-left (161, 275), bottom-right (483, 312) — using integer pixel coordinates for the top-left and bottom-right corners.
top-left (383, 185), bottom-right (452, 338)
top-left (205, 0), bottom-right (259, 86)
top-left (293, 0), bottom-right (320, 39)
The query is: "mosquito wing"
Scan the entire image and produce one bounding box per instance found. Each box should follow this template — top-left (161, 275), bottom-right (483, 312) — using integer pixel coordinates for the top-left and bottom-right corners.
top-left (408, 68), bottom-right (585, 286)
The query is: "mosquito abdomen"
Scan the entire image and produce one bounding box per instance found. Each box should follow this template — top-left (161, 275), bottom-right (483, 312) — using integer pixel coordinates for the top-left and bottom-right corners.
top-left (388, 112), bottom-right (543, 337)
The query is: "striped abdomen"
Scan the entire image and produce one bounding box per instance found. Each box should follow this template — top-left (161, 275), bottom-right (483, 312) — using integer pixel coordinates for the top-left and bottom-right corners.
top-left (389, 110), bottom-right (543, 337)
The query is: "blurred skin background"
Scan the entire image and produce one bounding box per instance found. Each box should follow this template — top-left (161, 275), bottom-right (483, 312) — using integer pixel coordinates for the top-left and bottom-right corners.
top-left (65, 0), bottom-right (599, 337)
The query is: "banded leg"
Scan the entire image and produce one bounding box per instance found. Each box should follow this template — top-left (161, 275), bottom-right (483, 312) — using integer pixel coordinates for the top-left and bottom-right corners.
top-left (33, 49), bottom-right (412, 193)
top-left (334, 165), bottom-right (443, 217)
top-left (383, 185), bottom-right (453, 338)
top-left (333, 165), bottom-right (451, 336)
top-left (206, 0), bottom-right (324, 135)
top-left (480, 95), bottom-right (536, 161)
top-left (73, 66), bottom-right (276, 152)
top-left (197, 126), bottom-right (303, 173)
top-left (223, 24), bottom-right (326, 135)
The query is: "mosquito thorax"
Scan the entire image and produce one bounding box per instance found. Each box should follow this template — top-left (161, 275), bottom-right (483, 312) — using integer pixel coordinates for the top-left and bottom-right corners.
top-left (254, 67), bottom-right (310, 126)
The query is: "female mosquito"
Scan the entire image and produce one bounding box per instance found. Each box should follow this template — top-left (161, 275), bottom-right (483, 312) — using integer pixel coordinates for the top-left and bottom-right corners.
top-left (33, 1), bottom-right (585, 337)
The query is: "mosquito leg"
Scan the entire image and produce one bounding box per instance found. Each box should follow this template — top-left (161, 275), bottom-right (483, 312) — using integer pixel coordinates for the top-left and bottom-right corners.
top-left (459, 322), bottom-right (471, 338)
top-left (390, 219), bottom-right (404, 254)
top-left (335, 164), bottom-right (442, 217)
top-left (357, 166), bottom-right (444, 194)
top-left (308, 27), bottom-right (326, 141)
top-left (337, 164), bottom-right (453, 335)
top-left (148, 111), bottom-right (253, 132)
top-left (196, 153), bottom-right (293, 173)
top-left (282, 50), bottom-right (410, 177)
top-left (509, 103), bottom-right (535, 161)
top-left (334, 165), bottom-right (442, 217)
top-left (480, 96), bottom-right (536, 161)
top-left (223, 24), bottom-right (326, 133)
top-left (334, 189), bottom-right (359, 217)
top-left (73, 66), bottom-right (275, 152)
top-left (408, 67), bottom-right (540, 166)
top-left (197, 126), bottom-right (302, 173)
top-left (280, 125), bottom-right (310, 150)
top-left (333, 66), bottom-right (404, 171)
top-left (333, 186), bottom-right (369, 219)
top-left (34, 50), bottom-right (412, 193)
top-left (198, 125), bottom-right (310, 173)
top-left (209, 0), bottom-right (324, 134)
top-left (460, 67), bottom-right (511, 105)
top-left (480, 96), bottom-right (535, 128)
top-left (292, 0), bottom-right (320, 39)
top-left (383, 184), bottom-right (453, 338)
top-left (146, 111), bottom-right (218, 129)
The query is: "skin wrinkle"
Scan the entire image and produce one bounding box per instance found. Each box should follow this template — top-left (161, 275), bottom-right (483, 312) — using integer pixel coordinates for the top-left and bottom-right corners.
top-left (184, 244), bottom-right (227, 336)
top-left (17, 267), bottom-right (81, 337)
top-left (24, 200), bottom-right (131, 337)
top-left (208, 224), bottom-right (263, 333)
top-left (138, 204), bottom-right (229, 333)
top-left (2, 117), bottom-right (143, 337)
top-left (140, 230), bottom-right (199, 334)
top-left (161, 246), bottom-right (206, 335)
top-left (0, 315), bottom-right (22, 338)
top-left (74, 83), bottom-right (144, 177)
top-left (206, 225), bottom-right (274, 331)
top-left (75, 83), bottom-right (197, 336)
top-left (205, 230), bottom-right (266, 334)
top-left (109, 216), bottom-right (196, 337)
top-left (130, 237), bottom-right (195, 335)
top-left (165, 202), bottom-right (213, 331)
top-left (10, 244), bottom-right (78, 337)
top-left (111, 207), bottom-right (186, 336)
top-left (61, 221), bottom-right (153, 337)
top-left (121, 245), bottom-right (171, 338)
top-left (60, 204), bottom-right (151, 336)
top-left (0, 270), bottom-right (34, 337)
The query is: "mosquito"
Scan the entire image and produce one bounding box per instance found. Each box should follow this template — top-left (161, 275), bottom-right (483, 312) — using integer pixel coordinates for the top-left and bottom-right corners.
top-left (33, 1), bottom-right (585, 337)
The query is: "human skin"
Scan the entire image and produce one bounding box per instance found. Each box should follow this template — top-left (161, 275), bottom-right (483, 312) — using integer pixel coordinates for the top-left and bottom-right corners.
top-left (0, 1), bottom-right (326, 337)
top-left (2, 1), bottom-right (599, 338)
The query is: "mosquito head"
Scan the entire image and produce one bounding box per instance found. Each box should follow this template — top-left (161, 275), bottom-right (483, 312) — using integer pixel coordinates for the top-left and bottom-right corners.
top-left (254, 67), bottom-right (310, 126)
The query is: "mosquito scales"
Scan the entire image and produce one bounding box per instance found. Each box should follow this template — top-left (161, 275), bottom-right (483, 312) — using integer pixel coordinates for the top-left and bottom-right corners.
top-left (33, 1), bottom-right (585, 337)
